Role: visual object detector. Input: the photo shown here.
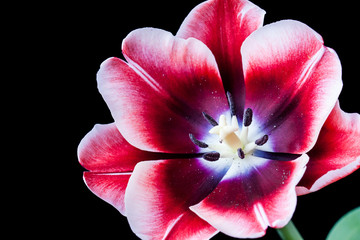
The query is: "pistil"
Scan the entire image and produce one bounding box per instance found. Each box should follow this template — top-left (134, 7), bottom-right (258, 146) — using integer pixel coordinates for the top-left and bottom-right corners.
top-left (209, 115), bottom-right (242, 151)
top-left (206, 110), bottom-right (269, 158)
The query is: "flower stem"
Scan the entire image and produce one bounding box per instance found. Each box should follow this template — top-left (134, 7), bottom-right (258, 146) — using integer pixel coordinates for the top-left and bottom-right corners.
top-left (276, 221), bottom-right (303, 240)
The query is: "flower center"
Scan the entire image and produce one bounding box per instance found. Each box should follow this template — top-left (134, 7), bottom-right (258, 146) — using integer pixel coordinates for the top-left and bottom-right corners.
top-left (189, 92), bottom-right (268, 162)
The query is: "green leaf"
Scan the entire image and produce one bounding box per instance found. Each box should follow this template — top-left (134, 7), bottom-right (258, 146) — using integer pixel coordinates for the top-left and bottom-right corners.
top-left (326, 207), bottom-right (360, 240)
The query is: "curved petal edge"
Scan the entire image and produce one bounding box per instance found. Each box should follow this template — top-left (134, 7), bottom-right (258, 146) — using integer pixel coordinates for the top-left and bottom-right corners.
top-left (297, 102), bottom-right (360, 195)
top-left (98, 28), bottom-right (228, 153)
top-left (189, 154), bottom-right (309, 238)
top-left (177, 0), bottom-right (265, 118)
top-left (242, 20), bottom-right (342, 154)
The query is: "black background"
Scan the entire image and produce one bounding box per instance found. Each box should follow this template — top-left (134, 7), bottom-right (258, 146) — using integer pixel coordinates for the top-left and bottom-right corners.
top-left (33, 0), bottom-right (360, 239)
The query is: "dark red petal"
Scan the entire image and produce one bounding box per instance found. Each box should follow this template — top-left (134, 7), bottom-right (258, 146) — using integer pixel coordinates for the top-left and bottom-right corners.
top-left (124, 158), bottom-right (232, 239)
top-left (98, 28), bottom-right (229, 153)
top-left (164, 210), bottom-right (218, 240)
top-left (297, 102), bottom-right (360, 195)
top-left (83, 172), bottom-right (131, 216)
top-left (190, 155), bottom-right (308, 238)
top-left (177, 0), bottom-right (265, 118)
top-left (78, 123), bottom-right (163, 172)
top-left (242, 20), bottom-right (342, 154)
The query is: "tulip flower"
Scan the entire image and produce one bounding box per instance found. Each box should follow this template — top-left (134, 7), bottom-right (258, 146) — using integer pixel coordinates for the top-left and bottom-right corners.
top-left (78, 0), bottom-right (360, 239)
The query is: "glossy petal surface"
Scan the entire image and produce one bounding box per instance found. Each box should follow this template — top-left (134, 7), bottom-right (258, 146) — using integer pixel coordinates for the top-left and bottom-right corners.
top-left (297, 102), bottom-right (360, 195)
top-left (190, 155), bottom-right (309, 238)
top-left (242, 20), bottom-right (342, 153)
top-left (98, 28), bottom-right (229, 153)
top-left (84, 172), bottom-right (131, 216)
top-left (164, 210), bottom-right (219, 240)
top-left (78, 123), bottom-right (163, 172)
top-left (125, 158), bottom-right (232, 240)
top-left (177, 0), bottom-right (265, 118)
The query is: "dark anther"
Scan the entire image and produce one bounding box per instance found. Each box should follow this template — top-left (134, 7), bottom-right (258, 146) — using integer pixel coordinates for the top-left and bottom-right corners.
top-left (202, 112), bottom-right (218, 126)
top-left (255, 135), bottom-right (269, 146)
top-left (243, 108), bottom-right (253, 127)
top-left (189, 133), bottom-right (209, 148)
top-left (237, 148), bottom-right (245, 159)
top-left (203, 151), bottom-right (220, 161)
top-left (226, 92), bottom-right (236, 116)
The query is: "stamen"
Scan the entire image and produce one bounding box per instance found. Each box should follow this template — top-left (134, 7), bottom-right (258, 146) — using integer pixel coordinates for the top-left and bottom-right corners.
top-left (202, 112), bottom-right (218, 126)
top-left (189, 133), bottom-right (208, 148)
top-left (244, 142), bottom-right (256, 154)
top-left (243, 108), bottom-right (253, 127)
top-left (255, 135), bottom-right (269, 146)
top-left (226, 92), bottom-right (236, 116)
top-left (237, 148), bottom-right (245, 159)
top-left (239, 108), bottom-right (252, 144)
top-left (203, 151), bottom-right (220, 161)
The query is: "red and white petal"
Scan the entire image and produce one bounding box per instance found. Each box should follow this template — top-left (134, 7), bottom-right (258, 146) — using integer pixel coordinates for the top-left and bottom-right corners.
top-left (177, 0), bottom-right (265, 117)
top-left (164, 210), bottom-right (219, 240)
top-left (190, 155), bottom-right (309, 238)
top-left (83, 172), bottom-right (131, 216)
top-left (78, 123), bottom-right (164, 172)
top-left (124, 158), bottom-right (232, 240)
top-left (297, 102), bottom-right (360, 195)
top-left (98, 28), bottom-right (229, 153)
top-left (242, 20), bottom-right (342, 154)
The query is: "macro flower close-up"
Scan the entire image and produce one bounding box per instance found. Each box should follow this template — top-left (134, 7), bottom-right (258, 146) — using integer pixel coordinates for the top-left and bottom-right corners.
top-left (77, 0), bottom-right (360, 239)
